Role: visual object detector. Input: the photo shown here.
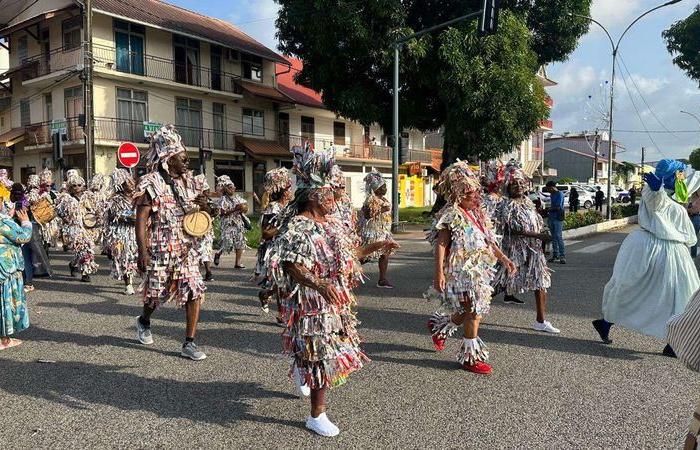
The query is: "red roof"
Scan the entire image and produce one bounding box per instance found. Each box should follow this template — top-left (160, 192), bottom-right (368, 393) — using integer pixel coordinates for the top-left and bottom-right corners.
top-left (276, 58), bottom-right (325, 109)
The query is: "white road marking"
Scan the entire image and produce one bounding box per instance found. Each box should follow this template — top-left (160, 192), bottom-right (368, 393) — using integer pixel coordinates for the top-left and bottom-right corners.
top-left (563, 240), bottom-right (582, 246)
top-left (573, 242), bottom-right (619, 254)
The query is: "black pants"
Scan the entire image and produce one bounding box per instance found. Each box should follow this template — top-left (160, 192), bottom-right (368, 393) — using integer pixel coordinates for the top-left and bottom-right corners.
top-left (595, 202), bottom-right (603, 212)
top-left (569, 204), bottom-right (579, 213)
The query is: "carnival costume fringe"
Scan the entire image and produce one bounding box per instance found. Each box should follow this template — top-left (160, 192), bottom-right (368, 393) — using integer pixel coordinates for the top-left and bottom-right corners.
top-left (457, 337), bottom-right (490, 365)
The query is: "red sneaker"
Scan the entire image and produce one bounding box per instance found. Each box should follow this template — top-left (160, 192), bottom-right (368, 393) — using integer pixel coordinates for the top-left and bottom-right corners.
top-left (427, 321), bottom-right (446, 351)
top-left (462, 361), bottom-right (493, 375)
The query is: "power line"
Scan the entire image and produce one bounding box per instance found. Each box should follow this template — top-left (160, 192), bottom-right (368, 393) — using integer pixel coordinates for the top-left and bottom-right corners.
top-left (613, 129), bottom-right (700, 133)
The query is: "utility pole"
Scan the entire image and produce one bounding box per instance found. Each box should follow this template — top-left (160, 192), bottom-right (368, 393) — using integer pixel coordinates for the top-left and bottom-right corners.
top-left (640, 146), bottom-right (645, 185)
top-left (82, 0), bottom-right (94, 179)
top-left (593, 129), bottom-right (600, 183)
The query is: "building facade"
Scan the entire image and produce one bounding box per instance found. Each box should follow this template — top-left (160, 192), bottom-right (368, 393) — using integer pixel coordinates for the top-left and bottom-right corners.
top-left (544, 132), bottom-right (621, 184)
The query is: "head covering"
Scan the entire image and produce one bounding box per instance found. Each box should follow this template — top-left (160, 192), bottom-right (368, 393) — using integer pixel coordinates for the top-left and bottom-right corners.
top-left (263, 167), bottom-right (292, 194)
top-left (110, 168), bottom-right (132, 193)
top-left (89, 173), bottom-right (106, 192)
top-left (483, 160), bottom-right (505, 194)
top-left (655, 159), bottom-right (687, 191)
top-left (194, 173), bottom-right (211, 192)
top-left (146, 124), bottom-right (186, 172)
top-left (330, 165), bottom-right (346, 189)
top-left (0, 168), bottom-right (12, 189)
top-left (502, 159), bottom-right (529, 192)
top-left (27, 174), bottom-right (40, 189)
top-left (291, 143), bottom-right (335, 190)
top-left (39, 168), bottom-right (53, 185)
top-left (216, 174), bottom-right (235, 191)
top-left (65, 169), bottom-right (86, 189)
top-left (364, 168), bottom-right (386, 194)
top-left (436, 160), bottom-right (481, 204)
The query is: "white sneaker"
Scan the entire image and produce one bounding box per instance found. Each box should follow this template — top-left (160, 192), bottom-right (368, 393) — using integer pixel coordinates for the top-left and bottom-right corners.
top-left (135, 316), bottom-right (154, 345)
top-left (305, 413), bottom-right (340, 437)
top-left (533, 320), bottom-right (560, 334)
top-left (293, 367), bottom-right (311, 397)
top-left (124, 284), bottom-right (135, 295)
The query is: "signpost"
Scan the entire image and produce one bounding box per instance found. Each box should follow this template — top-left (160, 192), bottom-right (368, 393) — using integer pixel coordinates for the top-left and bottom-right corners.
top-left (118, 142), bottom-right (140, 169)
top-left (143, 121), bottom-right (162, 139)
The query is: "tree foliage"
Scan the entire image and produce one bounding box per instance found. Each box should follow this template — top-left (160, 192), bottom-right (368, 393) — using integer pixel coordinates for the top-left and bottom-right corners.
top-left (663, 6), bottom-right (700, 86)
top-left (276, 0), bottom-right (592, 165)
top-left (689, 148), bottom-right (700, 170)
top-left (614, 161), bottom-right (636, 185)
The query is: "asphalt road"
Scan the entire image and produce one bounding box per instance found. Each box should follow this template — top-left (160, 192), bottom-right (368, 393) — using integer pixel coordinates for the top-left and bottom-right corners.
top-left (1, 225), bottom-right (699, 449)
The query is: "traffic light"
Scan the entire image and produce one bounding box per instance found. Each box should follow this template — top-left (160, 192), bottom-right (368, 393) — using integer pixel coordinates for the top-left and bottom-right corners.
top-left (479, 0), bottom-right (500, 36)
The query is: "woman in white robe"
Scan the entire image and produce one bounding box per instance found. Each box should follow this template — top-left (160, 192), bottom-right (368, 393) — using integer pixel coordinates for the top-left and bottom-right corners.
top-left (593, 159), bottom-right (700, 353)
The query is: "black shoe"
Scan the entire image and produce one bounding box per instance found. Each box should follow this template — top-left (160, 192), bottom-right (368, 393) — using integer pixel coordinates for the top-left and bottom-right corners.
top-left (592, 319), bottom-right (613, 344)
top-left (214, 253), bottom-right (221, 267)
top-left (662, 344), bottom-right (677, 358)
top-left (504, 295), bottom-right (525, 304)
top-left (81, 274), bottom-right (91, 283)
top-left (560, 259), bottom-right (567, 265)
top-left (204, 272), bottom-right (214, 282)
top-left (69, 263), bottom-right (76, 277)
top-left (548, 257), bottom-right (559, 263)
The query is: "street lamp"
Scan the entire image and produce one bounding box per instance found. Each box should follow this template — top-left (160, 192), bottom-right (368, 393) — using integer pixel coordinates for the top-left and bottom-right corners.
top-left (681, 110), bottom-right (700, 127)
top-left (570, 0), bottom-right (682, 220)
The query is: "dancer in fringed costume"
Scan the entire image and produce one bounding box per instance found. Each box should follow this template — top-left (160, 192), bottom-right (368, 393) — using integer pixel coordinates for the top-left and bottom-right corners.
top-left (358, 168), bottom-right (396, 288)
top-left (593, 158), bottom-right (700, 356)
top-left (267, 144), bottom-right (398, 436)
top-left (83, 173), bottom-right (107, 249)
top-left (18, 177), bottom-right (52, 284)
top-left (55, 171), bottom-right (98, 282)
top-left (38, 168), bottom-right (60, 249)
top-left (105, 168), bottom-right (138, 295)
top-left (0, 169), bottom-right (12, 200)
top-left (195, 174), bottom-right (216, 282)
top-left (134, 125), bottom-right (211, 361)
top-left (426, 161), bottom-right (516, 375)
top-left (482, 160), bottom-right (505, 220)
top-left (213, 175), bottom-right (249, 269)
top-left (330, 165), bottom-right (358, 239)
top-left (254, 167), bottom-right (293, 319)
top-left (492, 162), bottom-right (559, 333)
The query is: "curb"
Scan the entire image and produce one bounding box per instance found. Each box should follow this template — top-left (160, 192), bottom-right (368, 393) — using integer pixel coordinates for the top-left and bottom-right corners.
top-left (562, 215), bottom-right (638, 240)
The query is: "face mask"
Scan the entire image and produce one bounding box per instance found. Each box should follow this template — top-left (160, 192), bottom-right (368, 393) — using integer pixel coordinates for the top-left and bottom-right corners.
top-left (675, 171), bottom-right (689, 204)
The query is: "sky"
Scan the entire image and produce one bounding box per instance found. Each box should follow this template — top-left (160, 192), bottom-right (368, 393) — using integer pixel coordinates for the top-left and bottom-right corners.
top-left (169, 0), bottom-right (700, 163)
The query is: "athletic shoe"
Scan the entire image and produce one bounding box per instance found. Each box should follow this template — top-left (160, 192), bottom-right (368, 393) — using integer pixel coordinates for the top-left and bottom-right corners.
top-left (23, 285), bottom-right (35, 293)
top-left (124, 284), bottom-right (135, 295)
top-left (234, 265), bottom-right (246, 270)
top-left (592, 319), bottom-right (613, 344)
top-left (81, 274), bottom-right (91, 283)
top-left (135, 316), bottom-right (154, 345)
top-left (258, 292), bottom-right (270, 314)
top-left (376, 280), bottom-right (395, 289)
top-left (305, 413), bottom-right (340, 437)
top-left (503, 295), bottom-right (525, 304)
top-left (204, 272), bottom-right (214, 282)
top-left (560, 259), bottom-right (567, 264)
top-left (462, 361), bottom-right (493, 375)
top-left (427, 321), bottom-right (446, 352)
top-left (293, 367), bottom-right (311, 397)
top-left (181, 341), bottom-right (207, 361)
top-left (532, 320), bottom-right (561, 334)
top-left (69, 262), bottom-right (76, 277)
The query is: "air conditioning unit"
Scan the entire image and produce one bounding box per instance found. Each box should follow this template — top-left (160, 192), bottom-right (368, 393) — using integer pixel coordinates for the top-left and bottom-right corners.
top-left (227, 49), bottom-right (240, 62)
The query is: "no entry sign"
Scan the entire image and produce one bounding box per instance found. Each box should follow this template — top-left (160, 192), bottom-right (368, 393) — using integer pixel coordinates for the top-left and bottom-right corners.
top-left (118, 142), bottom-right (140, 168)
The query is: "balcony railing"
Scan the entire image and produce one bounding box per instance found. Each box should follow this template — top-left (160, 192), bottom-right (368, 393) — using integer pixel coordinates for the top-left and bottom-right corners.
top-left (540, 119), bottom-right (553, 129)
top-left (24, 117), bottom-right (84, 146)
top-left (21, 45), bottom-right (82, 81)
top-left (92, 44), bottom-right (242, 95)
top-left (544, 96), bottom-right (554, 108)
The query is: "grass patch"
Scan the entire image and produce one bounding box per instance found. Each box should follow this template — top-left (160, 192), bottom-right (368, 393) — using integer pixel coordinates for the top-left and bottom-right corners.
top-left (400, 206), bottom-right (432, 225)
top-left (213, 216), bottom-right (262, 249)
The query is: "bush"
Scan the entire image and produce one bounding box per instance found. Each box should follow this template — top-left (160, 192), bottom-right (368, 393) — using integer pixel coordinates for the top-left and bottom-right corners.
top-left (563, 210), bottom-right (604, 230)
top-left (212, 216), bottom-right (261, 249)
top-left (611, 203), bottom-right (639, 220)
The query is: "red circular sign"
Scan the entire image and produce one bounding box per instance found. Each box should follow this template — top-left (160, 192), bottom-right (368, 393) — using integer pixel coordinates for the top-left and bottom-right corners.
top-left (118, 142), bottom-right (140, 168)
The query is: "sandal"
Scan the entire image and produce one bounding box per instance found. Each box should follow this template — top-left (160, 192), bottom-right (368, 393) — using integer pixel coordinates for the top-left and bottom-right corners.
top-left (0, 338), bottom-right (23, 350)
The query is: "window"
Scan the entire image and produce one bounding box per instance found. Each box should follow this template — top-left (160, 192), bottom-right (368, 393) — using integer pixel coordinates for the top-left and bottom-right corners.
top-left (44, 94), bottom-right (52, 121)
top-left (242, 108), bottom-right (264, 136)
top-left (175, 97), bottom-right (202, 146)
top-left (301, 116), bottom-right (314, 142)
top-left (333, 121), bottom-right (346, 145)
top-left (116, 88), bottom-right (148, 141)
top-left (17, 35), bottom-right (28, 62)
top-left (114, 19), bottom-right (145, 75)
top-left (210, 45), bottom-right (222, 91)
top-left (64, 86), bottom-right (83, 118)
top-left (278, 112), bottom-right (289, 148)
top-left (174, 35), bottom-right (200, 86)
top-left (213, 102), bottom-right (225, 149)
top-left (20, 99), bottom-right (30, 126)
top-left (242, 54), bottom-right (263, 82)
top-left (63, 16), bottom-right (82, 50)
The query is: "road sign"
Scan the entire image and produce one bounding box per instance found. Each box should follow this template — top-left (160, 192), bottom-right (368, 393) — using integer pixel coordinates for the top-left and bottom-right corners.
top-left (50, 118), bottom-right (67, 136)
top-left (143, 121), bottom-right (162, 139)
top-left (118, 142), bottom-right (140, 168)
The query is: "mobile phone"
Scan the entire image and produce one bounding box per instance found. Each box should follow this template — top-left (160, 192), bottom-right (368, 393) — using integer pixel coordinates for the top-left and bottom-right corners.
top-left (14, 201), bottom-right (23, 211)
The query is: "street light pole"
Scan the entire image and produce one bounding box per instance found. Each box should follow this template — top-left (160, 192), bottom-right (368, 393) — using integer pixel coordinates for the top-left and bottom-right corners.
top-left (571, 0), bottom-right (682, 220)
top-left (681, 110), bottom-right (700, 127)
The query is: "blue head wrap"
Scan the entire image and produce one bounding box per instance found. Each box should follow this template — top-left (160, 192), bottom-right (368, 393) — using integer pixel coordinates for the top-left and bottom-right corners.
top-left (655, 159), bottom-right (687, 190)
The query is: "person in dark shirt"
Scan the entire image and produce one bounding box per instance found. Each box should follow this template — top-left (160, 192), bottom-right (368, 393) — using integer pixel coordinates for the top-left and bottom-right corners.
top-left (569, 187), bottom-right (580, 213)
top-left (595, 187), bottom-right (605, 212)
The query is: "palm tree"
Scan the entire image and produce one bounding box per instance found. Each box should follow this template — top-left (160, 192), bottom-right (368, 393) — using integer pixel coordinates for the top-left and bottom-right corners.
top-left (615, 162), bottom-right (637, 187)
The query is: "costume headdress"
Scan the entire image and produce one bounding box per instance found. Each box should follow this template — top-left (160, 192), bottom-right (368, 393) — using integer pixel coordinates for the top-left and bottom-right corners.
top-left (436, 160), bottom-right (481, 204)
top-left (146, 124), bottom-right (186, 172)
top-left (291, 142), bottom-right (335, 190)
top-left (363, 168), bottom-right (385, 194)
top-left (654, 158), bottom-right (700, 203)
top-left (502, 159), bottom-right (529, 192)
top-left (89, 173), bottom-right (106, 192)
top-left (262, 168), bottom-right (292, 194)
top-left (216, 174), bottom-right (235, 191)
top-left (110, 168), bottom-right (132, 193)
top-left (483, 160), bottom-right (505, 194)
top-left (39, 168), bottom-right (53, 185)
top-left (65, 169), bottom-right (86, 188)
top-left (0, 168), bottom-right (12, 189)
top-left (27, 174), bottom-right (40, 189)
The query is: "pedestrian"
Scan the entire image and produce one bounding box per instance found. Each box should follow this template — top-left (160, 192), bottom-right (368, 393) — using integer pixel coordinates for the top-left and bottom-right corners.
top-left (359, 168), bottom-right (396, 288)
top-left (544, 181), bottom-right (566, 264)
top-left (481, 160), bottom-right (505, 219)
top-left (83, 173), bottom-right (107, 249)
top-left (213, 175), bottom-right (249, 270)
top-left (592, 159), bottom-right (700, 355)
top-left (629, 186), bottom-right (637, 206)
top-left (569, 187), bottom-right (579, 213)
top-left (266, 143), bottom-right (398, 436)
top-left (24, 174), bottom-right (53, 282)
top-left (104, 168), bottom-right (138, 295)
top-left (0, 200), bottom-right (33, 350)
top-left (134, 125), bottom-right (212, 361)
top-left (37, 168), bottom-right (60, 250)
top-left (55, 171), bottom-right (98, 282)
top-left (194, 174), bottom-right (216, 282)
top-left (594, 186), bottom-right (605, 212)
top-left (253, 167), bottom-right (293, 319)
top-left (688, 189), bottom-right (700, 258)
top-left (426, 161), bottom-right (517, 375)
top-left (329, 165), bottom-right (358, 238)
top-left (494, 163), bottom-right (560, 334)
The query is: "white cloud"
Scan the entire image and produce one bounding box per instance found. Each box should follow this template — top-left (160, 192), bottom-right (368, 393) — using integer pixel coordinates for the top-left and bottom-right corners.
top-left (591, 0), bottom-right (643, 27)
top-left (227, 0), bottom-right (280, 51)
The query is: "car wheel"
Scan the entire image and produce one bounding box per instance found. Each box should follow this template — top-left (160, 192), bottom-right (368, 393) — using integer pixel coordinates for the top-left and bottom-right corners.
top-left (584, 201), bottom-right (592, 209)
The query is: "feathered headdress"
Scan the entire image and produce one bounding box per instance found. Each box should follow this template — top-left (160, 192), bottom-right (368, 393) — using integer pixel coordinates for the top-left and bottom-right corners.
top-left (263, 167), bottom-right (292, 194)
top-left (291, 142), bottom-right (335, 190)
top-left (436, 160), bottom-right (481, 204)
top-left (363, 168), bottom-right (386, 194)
top-left (146, 124), bottom-right (186, 172)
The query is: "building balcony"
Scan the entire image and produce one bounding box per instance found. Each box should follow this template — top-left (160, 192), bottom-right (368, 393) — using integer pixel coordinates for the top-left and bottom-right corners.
top-left (91, 44), bottom-right (243, 97)
top-left (539, 119), bottom-right (553, 130)
top-left (20, 46), bottom-right (83, 87)
top-left (24, 117), bottom-right (84, 147)
top-left (544, 96), bottom-right (554, 108)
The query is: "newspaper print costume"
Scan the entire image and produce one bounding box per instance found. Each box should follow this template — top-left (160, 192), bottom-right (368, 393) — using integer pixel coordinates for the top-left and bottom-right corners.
top-left (329, 165), bottom-right (359, 242)
top-left (426, 161), bottom-right (497, 365)
top-left (195, 174), bottom-right (214, 264)
top-left (83, 174), bottom-right (107, 247)
top-left (55, 173), bottom-right (98, 276)
top-left (267, 144), bottom-right (368, 389)
top-left (254, 168), bottom-right (292, 283)
top-left (137, 126), bottom-right (205, 308)
top-left (37, 169), bottom-right (60, 247)
top-left (358, 169), bottom-right (394, 260)
top-left (482, 161), bottom-right (505, 221)
top-left (218, 176), bottom-right (248, 254)
top-left (104, 169), bottom-right (137, 282)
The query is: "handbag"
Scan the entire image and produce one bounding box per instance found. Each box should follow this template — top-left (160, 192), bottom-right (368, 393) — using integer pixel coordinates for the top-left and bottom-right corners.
top-left (667, 290), bottom-right (700, 373)
top-left (31, 197), bottom-right (56, 225)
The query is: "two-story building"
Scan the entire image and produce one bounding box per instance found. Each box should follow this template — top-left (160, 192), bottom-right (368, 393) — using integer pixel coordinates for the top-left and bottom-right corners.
top-left (544, 132), bottom-right (623, 184)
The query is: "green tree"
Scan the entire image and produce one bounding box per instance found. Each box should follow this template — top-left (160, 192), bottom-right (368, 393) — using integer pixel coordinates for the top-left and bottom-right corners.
top-left (276, 0), bottom-right (592, 166)
top-left (614, 161), bottom-right (636, 185)
top-left (689, 148), bottom-right (700, 170)
top-left (663, 6), bottom-right (700, 85)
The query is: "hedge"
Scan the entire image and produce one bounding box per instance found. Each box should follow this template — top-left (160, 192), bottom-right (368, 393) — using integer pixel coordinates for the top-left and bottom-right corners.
top-left (562, 204), bottom-right (639, 231)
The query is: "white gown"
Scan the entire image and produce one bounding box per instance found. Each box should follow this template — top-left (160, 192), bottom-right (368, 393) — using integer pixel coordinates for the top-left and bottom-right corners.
top-left (602, 185), bottom-right (700, 338)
